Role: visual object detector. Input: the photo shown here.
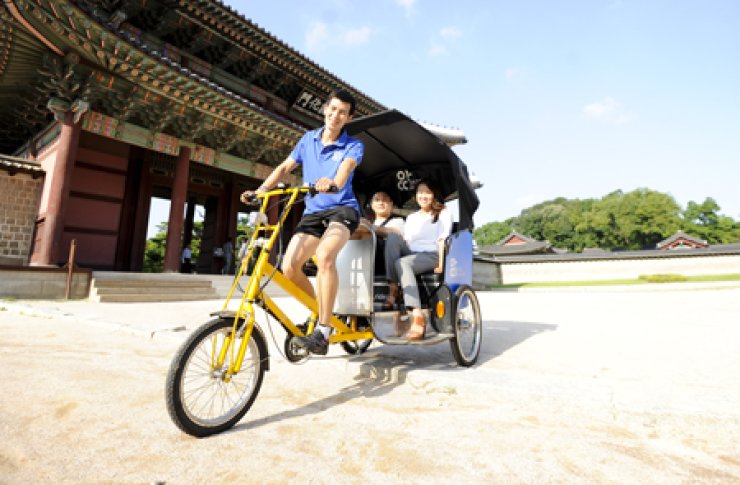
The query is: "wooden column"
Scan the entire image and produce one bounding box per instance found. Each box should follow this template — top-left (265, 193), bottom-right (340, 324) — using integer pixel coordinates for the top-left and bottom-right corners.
top-left (226, 176), bottom-right (240, 241)
top-left (163, 146), bottom-right (191, 272)
top-left (34, 112), bottom-right (81, 265)
top-left (182, 196), bottom-right (196, 250)
top-left (130, 154), bottom-right (151, 271)
top-left (115, 146), bottom-right (139, 270)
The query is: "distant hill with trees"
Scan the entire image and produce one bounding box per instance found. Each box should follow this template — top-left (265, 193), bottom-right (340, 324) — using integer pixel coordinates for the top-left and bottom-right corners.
top-left (473, 188), bottom-right (740, 252)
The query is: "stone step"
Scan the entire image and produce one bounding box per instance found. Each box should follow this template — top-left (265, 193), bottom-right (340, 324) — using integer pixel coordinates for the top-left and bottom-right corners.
top-left (93, 279), bottom-right (213, 289)
top-left (90, 272), bottom-right (219, 303)
top-left (93, 285), bottom-right (217, 295)
top-left (96, 292), bottom-right (220, 303)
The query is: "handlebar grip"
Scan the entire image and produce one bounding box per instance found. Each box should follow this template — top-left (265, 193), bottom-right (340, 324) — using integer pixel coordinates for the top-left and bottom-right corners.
top-left (308, 184), bottom-right (338, 196)
top-left (240, 193), bottom-right (259, 205)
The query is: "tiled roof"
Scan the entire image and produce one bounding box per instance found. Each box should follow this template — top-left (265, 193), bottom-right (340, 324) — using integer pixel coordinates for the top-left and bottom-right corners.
top-left (656, 231), bottom-right (707, 249)
top-left (417, 122), bottom-right (467, 146)
top-left (498, 231), bottom-right (540, 245)
top-left (476, 243), bottom-right (740, 263)
top-left (77, 3), bottom-right (307, 136)
top-left (479, 240), bottom-right (553, 256)
top-left (0, 154), bottom-right (44, 177)
top-left (201, 0), bottom-right (385, 112)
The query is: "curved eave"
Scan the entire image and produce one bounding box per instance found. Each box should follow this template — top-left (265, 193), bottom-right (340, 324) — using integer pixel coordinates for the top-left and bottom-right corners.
top-left (8, 0), bottom-right (305, 146)
top-left (417, 121), bottom-right (467, 146)
top-left (177, 0), bottom-right (386, 115)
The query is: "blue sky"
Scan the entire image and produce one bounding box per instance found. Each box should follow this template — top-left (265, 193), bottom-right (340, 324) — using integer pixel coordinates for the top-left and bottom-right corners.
top-left (235, 0), bottom-right (740, 223)
top-left (150, 0), bottom-right (740, 236)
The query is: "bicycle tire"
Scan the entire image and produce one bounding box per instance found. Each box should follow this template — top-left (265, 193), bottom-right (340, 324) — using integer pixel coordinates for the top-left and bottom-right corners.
top-left (165, 318), bottom-right (267, 437)
top-left (340, 316), bottom-right (373, 355)
top-left (450, 285), bottom-right (483, 367)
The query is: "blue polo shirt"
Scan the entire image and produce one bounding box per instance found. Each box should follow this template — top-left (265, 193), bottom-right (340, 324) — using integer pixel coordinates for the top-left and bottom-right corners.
top-left (290, 127), bottom-right (364, 215)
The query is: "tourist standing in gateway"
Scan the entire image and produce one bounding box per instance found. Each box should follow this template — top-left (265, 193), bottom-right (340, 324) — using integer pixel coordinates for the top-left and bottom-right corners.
top-left (240, 89), bottom-right (363, 355)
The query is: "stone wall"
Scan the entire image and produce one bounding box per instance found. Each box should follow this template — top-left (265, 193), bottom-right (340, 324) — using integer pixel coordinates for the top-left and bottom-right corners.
top-left (473, 253), bottom-right (740, 288)
top-left (0, 171), bottom-right (43, 265)
top-left (0, 267), bottom-right (91, 299)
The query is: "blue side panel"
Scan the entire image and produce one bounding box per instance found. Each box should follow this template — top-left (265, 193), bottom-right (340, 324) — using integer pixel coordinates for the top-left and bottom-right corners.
top-left (444, 230), bottom-right (473, 291)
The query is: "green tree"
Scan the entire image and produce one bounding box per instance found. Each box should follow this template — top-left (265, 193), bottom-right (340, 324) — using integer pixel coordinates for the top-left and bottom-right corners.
top-left (507, 197), bottom-right (595, 251)
top-left (143, 222), bottom-right (167, 272)
top-left (682, 198), bottom-right (740, 244)
top-left (577, 189), bottom-right (681, 250)
top-left (515, 199), bottom-right (571, 247)
top-left (142, 221), bottom-right (204, 272)
top-left (236, 215), bottom-right (256, 242)
top-left (475, 190), bottom-right (738, 253)
top-left (473, 221), bottom-right (513, 246)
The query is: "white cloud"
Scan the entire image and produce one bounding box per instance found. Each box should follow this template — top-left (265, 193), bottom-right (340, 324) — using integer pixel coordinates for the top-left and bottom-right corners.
top-left (583, 97), bottom-right (631, 124)
top-left (305, 22), bottom-right (371, 52)
top-left (396, 0), bottom-right (416, 17)
top-left (428, 26), bottom-right (461, 57)
top-left (428, 43), bottom-right (448, 57)
top-left (440, 26), bottom-right (463, 40)
top-left (305, 22), bottom-right (329, 51)
top-left (342, 26), bottom-right (371, 47)
top-left (505, 67), bottom-right (521, 80)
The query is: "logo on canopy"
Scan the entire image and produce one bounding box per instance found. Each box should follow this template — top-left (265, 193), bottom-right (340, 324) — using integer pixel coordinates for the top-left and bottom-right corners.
top-left (396, 169), bottom-right (418, 193)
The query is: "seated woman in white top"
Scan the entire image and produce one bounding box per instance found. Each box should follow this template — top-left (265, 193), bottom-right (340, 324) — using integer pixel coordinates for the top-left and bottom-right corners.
top-left (383, 180), bottom-right (454, 340)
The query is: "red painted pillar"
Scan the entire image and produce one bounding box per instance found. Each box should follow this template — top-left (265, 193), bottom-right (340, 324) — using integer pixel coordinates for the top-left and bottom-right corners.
top-left (182, 196), bottom-right (196, 249)
top-left (34, 112), bottom-right (81, 266)
top-left (226, 177), bottom-right (239, 240)
top-left (130, 154), bottom-right (151, 271)
top-left (163, 146), bottom-right (191, 272)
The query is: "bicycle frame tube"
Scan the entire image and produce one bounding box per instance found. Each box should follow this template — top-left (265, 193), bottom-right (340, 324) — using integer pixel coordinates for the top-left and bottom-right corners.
top-left (217, 186), bottom-right (373, 373)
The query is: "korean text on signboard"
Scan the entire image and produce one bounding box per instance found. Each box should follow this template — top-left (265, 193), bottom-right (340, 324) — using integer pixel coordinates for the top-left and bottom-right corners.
top-left (292, 91), bottom-right (324, 118)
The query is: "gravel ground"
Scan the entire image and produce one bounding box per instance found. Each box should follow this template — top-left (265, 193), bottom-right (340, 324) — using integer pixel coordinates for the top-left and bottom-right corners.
top-left (1, 287), bottom-right (739, 484)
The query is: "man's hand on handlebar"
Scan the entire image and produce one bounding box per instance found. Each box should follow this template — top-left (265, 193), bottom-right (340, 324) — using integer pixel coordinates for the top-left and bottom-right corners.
top-left (240, 180), bottom-right (336, 204)
top-left (240, 185), bottom-right (267, 205)
top-left (314, 177), bottom-right (337, 193)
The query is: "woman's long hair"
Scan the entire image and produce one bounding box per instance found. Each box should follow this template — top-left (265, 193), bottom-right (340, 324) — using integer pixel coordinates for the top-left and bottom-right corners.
top-left (416, 180), bottom-right (445, 223)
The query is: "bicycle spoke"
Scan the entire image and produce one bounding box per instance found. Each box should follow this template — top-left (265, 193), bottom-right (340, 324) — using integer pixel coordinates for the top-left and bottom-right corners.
top-left (175, 324), bottom-right (263, 426)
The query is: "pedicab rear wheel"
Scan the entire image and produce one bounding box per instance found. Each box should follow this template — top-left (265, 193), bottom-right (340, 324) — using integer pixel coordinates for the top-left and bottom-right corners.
top-left (340, 316), bottom-right (373, 355)
top-left (450, 285), bottom-right (482, 367)
top-left (165, 318), bottom-right (267, 437)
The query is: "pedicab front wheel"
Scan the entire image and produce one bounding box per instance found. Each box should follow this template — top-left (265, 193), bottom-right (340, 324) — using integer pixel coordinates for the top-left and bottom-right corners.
top-left (450, 285), bottom-right (482, 367)
top-left (165, 317), bottom-right (267, 437)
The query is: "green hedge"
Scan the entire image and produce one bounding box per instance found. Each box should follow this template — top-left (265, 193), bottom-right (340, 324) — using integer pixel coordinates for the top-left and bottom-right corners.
top-left (638, 273), bottom-right (688, 283)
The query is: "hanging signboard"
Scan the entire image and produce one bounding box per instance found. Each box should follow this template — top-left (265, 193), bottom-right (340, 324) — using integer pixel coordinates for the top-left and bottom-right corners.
top-left (291, 90), bottom-right (324, 119)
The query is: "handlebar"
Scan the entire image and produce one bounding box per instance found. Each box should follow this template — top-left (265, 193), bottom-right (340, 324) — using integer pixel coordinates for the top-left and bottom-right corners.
top-left (241, 183), bottom-right (337, 205)
top-left (308, 183), bottom-right (338, 196)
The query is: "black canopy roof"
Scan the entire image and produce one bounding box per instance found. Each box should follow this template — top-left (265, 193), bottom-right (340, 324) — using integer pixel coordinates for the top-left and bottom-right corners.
top-left (345, 110), bottom-right (479, 230)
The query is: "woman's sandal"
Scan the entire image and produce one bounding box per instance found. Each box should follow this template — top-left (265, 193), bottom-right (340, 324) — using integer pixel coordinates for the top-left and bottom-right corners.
top-left (406, 313), bottom-right (426, 341)
top-left (393, 314), bottom-right (410, 337)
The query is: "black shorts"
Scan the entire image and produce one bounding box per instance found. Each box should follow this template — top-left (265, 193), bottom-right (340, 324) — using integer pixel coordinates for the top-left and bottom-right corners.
top-left (295, 206), bottom-right (359, 238)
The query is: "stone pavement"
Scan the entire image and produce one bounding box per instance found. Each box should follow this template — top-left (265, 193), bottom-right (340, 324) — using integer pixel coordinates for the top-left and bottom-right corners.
top-left (2, 285), bottom-right (740, 482)
top-left (1, 297), bottom-right (235, 339)
top-left (3, 281), bottom-right (740, 396)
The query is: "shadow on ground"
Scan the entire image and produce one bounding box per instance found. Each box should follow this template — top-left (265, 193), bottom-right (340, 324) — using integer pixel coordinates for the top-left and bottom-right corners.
top-left (227, 319), bottom-right (556, 434)
top-left (354, 319), bottom-right (557, 367)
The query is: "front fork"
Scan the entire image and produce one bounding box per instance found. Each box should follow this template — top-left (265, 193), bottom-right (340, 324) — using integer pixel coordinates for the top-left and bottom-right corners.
top-left (211, 305), bottom-right (257, 382)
